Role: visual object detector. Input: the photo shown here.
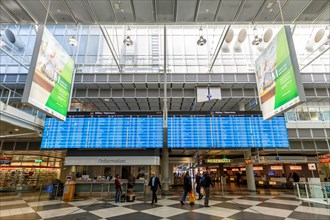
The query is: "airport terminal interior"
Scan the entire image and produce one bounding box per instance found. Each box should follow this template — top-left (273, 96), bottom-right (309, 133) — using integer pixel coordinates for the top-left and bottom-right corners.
top-left (0, 0), bottom-right (330, 219)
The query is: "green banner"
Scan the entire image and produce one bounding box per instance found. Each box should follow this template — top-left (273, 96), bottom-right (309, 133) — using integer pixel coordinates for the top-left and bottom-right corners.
top-left (255, 26), bottom-right (303, 120)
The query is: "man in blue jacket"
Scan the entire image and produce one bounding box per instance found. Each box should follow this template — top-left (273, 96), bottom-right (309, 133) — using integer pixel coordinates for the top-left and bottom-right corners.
top-left (148, 172), bottom-right (161, 204)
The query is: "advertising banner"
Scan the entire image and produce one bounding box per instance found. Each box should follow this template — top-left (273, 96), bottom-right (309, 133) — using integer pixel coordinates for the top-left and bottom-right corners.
top-left (255, 26), bottom-right (305, 120)
top-left (22, 26), bottom-right (75, 121)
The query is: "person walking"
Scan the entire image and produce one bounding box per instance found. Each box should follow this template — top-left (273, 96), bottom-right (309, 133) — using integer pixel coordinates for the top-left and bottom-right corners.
top-left (203, 170), bottom-right (214, 207)
top-left (195, 172), bottom-right (203, 200)
top-left (115, 174), bottom-right (122, 203)
top-left (148, 172), bottom-right (161, 204)
top-left (292, 172), bottom-right (300, 183)
top-left (180, 171), bottom-right (192, 205)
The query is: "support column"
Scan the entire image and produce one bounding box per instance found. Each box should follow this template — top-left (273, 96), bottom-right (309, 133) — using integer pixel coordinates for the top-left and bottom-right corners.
top-left (244, 150), bottom-right (256, 191)
top-left (162, 25), bottom-right (169, 191)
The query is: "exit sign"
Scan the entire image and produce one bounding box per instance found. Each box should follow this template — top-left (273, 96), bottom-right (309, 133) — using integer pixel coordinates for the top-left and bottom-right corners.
top-left (35, 159), bottom-right (43, 163)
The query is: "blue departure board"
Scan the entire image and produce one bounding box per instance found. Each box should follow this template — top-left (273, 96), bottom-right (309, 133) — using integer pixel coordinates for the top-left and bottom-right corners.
top-left (168, 116), bottom-right (289, 148)
top-left (41, 116), bottom-right (163, 149)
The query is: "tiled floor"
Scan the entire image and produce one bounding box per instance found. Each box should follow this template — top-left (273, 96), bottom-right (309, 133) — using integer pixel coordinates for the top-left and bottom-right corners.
top-left (1, 186), bottom-right (329, 220)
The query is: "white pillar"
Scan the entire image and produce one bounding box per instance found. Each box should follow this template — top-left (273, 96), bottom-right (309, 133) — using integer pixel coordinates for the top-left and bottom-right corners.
top-left (244, 150), bottom-right (256, 191)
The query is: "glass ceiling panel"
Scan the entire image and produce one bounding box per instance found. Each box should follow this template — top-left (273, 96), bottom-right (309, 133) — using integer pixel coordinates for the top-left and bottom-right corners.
top-left (0, 24), bottom-right (329, 75)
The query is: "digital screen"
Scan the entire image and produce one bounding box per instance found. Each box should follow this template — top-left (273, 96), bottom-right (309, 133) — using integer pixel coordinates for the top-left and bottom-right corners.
top-left (41, 116), bottom-right (163, 148)
top-left (168, 115), bottom-right (289, 148)
top-left (22, 26), bottom-right (75, 121)
top-left (255, 26), bottom-right (305, 120)
top-left (268, 170), bottom-right (275, 176)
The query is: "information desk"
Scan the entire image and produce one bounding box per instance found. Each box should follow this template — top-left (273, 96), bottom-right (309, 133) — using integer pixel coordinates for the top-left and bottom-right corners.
top-left (74, 179), bottom-right (145, 197)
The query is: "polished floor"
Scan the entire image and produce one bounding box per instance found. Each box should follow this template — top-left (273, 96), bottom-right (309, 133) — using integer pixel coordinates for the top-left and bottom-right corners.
top-left (0, 185), bottom-right (329, 220)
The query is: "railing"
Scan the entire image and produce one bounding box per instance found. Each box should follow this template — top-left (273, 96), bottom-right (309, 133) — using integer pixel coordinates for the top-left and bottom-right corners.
top-left (294, 182), bottom-right (330, 205)
top-left (0, 84), bottom-right (46, 120)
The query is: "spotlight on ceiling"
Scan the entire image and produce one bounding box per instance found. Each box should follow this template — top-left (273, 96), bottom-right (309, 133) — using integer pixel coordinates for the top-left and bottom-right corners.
top-left (124, 35), bottom-right (133, 46)
top-left (197, 27), bottom-right (207, 46)
top-left (252, 27), bottom-right (262, 46)
top-left (69, 35), bottom-right (78, 47)
top-left (124, 27), bottom-right (133, 46)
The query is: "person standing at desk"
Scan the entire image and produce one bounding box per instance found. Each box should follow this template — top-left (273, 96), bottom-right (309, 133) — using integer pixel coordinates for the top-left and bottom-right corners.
top-left (148, 172), bottom-right (161, 204)
top-left (115, 174), bottom-right (122, 203)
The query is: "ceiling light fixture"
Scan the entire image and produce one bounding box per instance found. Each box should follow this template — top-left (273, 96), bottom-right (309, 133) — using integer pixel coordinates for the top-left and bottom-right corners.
top-left (123, 26), bottom-right (133, 46)
top-left (197, 27), bottom-right (207, 46)
top-left (69, 35), bottom-right (78, 47)
top-left (252, 27), bottom-right (262, 46)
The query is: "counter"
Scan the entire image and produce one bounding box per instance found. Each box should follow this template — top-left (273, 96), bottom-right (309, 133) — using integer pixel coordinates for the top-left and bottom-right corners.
top-left (74, 179), bottom-right (145, 197)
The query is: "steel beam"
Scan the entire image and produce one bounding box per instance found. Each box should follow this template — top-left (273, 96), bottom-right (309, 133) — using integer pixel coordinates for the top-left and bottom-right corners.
top-left (99, 25), bottom-right (122, 73)
top-left (209, 25), bottom-right (231, 73)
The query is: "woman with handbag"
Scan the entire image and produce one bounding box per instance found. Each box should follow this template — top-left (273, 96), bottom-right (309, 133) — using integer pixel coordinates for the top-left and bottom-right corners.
top-left (180, 171), bottom-right (192, 205)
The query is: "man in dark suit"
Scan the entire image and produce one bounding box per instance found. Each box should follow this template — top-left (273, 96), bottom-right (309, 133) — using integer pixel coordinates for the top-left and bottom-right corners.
top-left (203, 170), bottom-right (215, 207)
top-left (148, 172), bottom-right (161, 204)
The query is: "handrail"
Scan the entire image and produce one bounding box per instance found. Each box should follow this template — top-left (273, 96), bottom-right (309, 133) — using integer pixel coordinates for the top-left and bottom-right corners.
top-left (0, 84), bottom-right (46, 120)
top-left (294, 182), bottom-right (330, 205)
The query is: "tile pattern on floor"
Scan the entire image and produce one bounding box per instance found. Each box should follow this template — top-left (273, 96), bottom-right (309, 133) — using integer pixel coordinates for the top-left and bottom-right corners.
top-left (0, 188), bottom-right (329, 220)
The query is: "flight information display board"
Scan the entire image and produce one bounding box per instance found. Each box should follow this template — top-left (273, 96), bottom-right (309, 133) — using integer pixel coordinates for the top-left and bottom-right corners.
top-left (168, 115), bottom-right (289, 148)
top-left (41, 114), bottom-right (163, 149)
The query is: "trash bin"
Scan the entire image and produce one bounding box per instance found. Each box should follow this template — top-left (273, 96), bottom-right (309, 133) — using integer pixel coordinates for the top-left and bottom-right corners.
top-left (62, 183), bottom-right (75, 201)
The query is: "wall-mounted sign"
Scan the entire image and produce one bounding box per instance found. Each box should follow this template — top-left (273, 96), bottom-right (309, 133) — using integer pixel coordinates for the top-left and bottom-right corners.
top-left (205, 158), bottom-right (231, 163)
top-left (270, 166), bottom-right (283, 170)
top-left (308, 163), bottom-right (316, 170)
top-left (319, 154), bottom-right (330, 164)
top-left (0, 157), bottom-right (11, 165)
top-left (290, 166), bottom-right (302, 170)
top-left (240, 167), bottom-right (246, 171)
top-left (34, 159), bottom-right (43, 163)
top-left (253, 167), bottom-right (263, 171)
top-left (232, 168), bottom-right (239, 172)
top-left (64, 156), bottom-right (160, 166)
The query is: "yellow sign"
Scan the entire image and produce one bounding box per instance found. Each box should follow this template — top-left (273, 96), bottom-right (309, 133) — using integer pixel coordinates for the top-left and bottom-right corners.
top-left (206, 158), bottom-right (231, 163)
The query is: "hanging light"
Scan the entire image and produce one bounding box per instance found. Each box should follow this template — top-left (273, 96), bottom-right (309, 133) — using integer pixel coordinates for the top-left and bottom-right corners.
top-left (123, 26), bottom-right (133, 46)
top-left (197, 27), bottom-right (207, 46)
top-left (251, 27), bottom-right (262, 46)
top-left (69, 35), bottom-right (78, 47)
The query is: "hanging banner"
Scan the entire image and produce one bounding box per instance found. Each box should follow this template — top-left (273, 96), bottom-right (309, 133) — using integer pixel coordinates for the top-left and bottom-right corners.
top-left (22, 26), bottom-right (75, 121)
top-left (255, 26), bottom-right (305, 120)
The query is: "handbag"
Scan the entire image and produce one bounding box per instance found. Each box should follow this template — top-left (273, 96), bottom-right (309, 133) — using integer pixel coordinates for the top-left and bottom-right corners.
top-left (189, 191), bottom-right (196, 204)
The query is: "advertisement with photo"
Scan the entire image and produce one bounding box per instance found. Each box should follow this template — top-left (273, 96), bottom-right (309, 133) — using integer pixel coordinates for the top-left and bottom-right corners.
top-left (255, 26), bottom-right (305, 120)
top-left (23, 26), bottom-right (75, 121)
